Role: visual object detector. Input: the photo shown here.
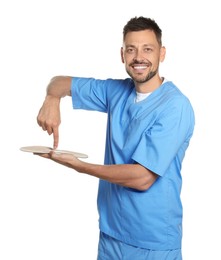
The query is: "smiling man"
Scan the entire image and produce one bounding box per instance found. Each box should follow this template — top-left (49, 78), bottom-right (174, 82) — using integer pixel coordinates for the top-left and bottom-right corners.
top-left (121, 28), bottom-right (165, 89)
top-left (37, 16), bottom-right (195, 260)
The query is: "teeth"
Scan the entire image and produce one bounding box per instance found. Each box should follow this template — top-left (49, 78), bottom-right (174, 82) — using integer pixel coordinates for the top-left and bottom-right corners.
top-left (134, 66), bottom-right (147, 69)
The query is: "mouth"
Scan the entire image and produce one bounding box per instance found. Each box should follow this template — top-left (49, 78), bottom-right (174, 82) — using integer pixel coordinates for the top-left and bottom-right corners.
top-left (131, 63), bottom-right (150, 73)
top-left (132, 65), bottom-right (148, 70)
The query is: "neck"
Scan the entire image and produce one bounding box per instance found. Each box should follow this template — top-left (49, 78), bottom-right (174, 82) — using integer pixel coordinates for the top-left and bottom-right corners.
top-left (135, 76), bottom-right (163, 93)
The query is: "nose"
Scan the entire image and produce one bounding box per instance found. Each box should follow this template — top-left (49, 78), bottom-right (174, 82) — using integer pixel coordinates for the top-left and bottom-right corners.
top-left (133, 49), bottom-right (144, 62)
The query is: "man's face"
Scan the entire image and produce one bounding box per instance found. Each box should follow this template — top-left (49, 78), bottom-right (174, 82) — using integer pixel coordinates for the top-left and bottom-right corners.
top-left (121, 30), bottom-right (165, 84)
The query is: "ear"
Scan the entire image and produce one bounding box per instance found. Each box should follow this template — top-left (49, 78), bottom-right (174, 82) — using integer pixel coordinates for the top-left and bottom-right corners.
top-left (160, 46), bottom-right (166, 62)
top-left (121, 47), bottom-right (125, 63)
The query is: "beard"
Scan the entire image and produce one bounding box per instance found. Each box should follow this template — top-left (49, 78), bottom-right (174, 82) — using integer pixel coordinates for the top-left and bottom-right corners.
top-left (127, 69), bottom-right (158, 83)
top-left (126, 60), bottom-right (158, 84)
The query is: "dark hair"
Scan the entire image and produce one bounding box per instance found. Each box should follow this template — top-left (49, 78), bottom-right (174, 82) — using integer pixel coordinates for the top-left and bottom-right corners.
top-left (123, 16), bottom-right (162, 46)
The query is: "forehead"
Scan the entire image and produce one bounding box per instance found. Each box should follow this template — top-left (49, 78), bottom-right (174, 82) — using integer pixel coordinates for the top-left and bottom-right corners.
top-left (123, 29), bottom-right (158, 47)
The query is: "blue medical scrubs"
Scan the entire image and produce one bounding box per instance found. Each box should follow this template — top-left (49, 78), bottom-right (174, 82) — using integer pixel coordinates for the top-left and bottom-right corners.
top-left (71, 77), bottom-right (195, 251)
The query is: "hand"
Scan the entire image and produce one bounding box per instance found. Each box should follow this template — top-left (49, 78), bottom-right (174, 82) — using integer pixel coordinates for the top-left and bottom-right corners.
top-left (37, 96), bottom-right (61, 149)
top-left (34, 151), bottom-right (82, 170)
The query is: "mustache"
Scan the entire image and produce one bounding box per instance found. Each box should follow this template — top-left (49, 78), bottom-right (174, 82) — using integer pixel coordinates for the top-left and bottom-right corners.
top-left (129, 60), bottom-right (152, 66)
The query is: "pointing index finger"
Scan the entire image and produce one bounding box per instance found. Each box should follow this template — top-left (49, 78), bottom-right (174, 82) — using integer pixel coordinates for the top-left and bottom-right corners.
top-left (53, 127), bottom-right (59, 149)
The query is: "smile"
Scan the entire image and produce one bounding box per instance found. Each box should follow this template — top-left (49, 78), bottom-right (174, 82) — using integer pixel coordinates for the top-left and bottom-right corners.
top-left (132, 65), bottom-right (148, 71)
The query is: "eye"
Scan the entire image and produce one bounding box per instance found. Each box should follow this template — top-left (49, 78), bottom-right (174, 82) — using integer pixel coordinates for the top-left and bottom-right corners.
top-left (144, 47), bottom-right (152, 53)
top-left (126, 47), bottom-right (135, 53)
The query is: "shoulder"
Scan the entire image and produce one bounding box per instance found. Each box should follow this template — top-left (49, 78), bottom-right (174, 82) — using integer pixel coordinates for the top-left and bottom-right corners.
top-left (159, 81), bottom-right (193, 107)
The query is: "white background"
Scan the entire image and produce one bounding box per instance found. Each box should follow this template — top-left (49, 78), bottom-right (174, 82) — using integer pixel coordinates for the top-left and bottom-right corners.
top-left (0, 0), bottom-right (220, 259)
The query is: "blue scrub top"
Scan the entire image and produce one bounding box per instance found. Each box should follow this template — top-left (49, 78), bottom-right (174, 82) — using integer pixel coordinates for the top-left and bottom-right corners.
top-left (71, 77), bottom-right (195, 250)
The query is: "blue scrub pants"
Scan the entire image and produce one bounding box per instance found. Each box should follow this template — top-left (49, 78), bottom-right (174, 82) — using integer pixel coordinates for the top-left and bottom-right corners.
top-left (97, 232), bottom-right (182, 260)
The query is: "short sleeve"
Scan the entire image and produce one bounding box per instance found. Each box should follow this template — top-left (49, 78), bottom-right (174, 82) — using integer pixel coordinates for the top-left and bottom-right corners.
top-left (71, 77), bottom-right (109, 112)
top-left (132, 97), bottom-right (195, 176)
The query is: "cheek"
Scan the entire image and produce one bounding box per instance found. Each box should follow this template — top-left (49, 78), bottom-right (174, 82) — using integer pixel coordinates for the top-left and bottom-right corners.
top-left (122, 55), bottom-right (134, 65)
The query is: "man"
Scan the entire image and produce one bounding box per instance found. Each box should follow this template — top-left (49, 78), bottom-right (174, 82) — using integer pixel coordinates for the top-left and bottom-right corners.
top-left (37, 16), bottom-right (195, 260)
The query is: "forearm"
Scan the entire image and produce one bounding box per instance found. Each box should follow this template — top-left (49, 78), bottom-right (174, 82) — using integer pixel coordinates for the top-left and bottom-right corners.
top-left (62, 157), bottom-right (158, 191)
top-left (46, 76), bottom-right (72, 98)
top-left (37, 76), bottom-right (72, 148)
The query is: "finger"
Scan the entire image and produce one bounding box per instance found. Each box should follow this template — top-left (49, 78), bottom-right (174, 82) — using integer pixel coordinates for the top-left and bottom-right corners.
top-left (33, 153), bottom-right (51, 159)
top-left (51, 152), bottom-right (77, 163)
top-left (53, 127), bottom-right (59, 149)
top-left (37, 117), bottom-right (49, 132)
top-left (46, 126), bottom-right (53, 135)
top-left (36, 109), bottom-right (45, 127)
top-left (36, 110), bottom-right (41, 126)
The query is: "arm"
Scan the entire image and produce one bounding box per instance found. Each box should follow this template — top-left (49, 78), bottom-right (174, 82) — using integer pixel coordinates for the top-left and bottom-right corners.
top-left (38, 152), bottom-right (158, 191)
top-left (37, 76), bottom-right (72, 149)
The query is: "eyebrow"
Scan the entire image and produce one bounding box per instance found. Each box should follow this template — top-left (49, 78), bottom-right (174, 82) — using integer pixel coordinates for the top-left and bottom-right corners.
top-left (125, 43), bottom-right (155, 48)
